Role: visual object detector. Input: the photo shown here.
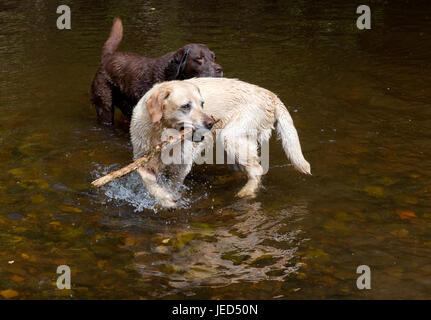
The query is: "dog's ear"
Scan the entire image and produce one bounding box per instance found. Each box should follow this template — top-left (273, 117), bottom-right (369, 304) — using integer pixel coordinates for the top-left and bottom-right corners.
top-left (146, 87), bottom-right (171, 123)
top-left (167, 48), bottom-right (191, 80)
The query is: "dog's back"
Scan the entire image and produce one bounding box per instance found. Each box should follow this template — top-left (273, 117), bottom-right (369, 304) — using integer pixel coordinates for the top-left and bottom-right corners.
top-left (185, 78), bottom-right (311, 174)
top-left (186, 78), bottom-right (275, 127)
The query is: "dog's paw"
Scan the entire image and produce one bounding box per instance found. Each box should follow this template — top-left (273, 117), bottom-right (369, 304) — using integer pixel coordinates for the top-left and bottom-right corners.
top-left (159, 195), bottom-right (178, 209)
top-left (236, 188), bottom-right (257, 199)
top-left (171, 192), bottom-right (181, 202)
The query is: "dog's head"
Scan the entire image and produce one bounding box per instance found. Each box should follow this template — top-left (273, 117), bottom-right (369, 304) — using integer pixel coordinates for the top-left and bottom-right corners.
top-left (168, 44), bottom-right (223, 80)
top-left (145, 81), bottom-right (215, 141)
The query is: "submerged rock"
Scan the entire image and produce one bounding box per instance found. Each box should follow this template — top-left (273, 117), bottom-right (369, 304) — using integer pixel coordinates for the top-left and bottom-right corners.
top-left (1, 289), bottom-right (19, 299)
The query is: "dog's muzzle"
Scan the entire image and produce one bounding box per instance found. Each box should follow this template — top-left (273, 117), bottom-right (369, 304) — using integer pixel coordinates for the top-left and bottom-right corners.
top-left (193, 132), bottom-right (205, 142)
top-left (177, 124), bottom-right (202, 142)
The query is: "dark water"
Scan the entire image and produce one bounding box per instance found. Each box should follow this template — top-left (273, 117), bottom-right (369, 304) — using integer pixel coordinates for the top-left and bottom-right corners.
top-left (0, 0), bottom-right (430, 299)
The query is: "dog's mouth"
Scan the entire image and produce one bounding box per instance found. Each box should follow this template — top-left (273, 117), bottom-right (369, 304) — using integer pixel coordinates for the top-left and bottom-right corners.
top-left (176, 124), bottom-right (207, 142)
top-left (192, 127), bottom-right (209, 142)
top-left (193, 134), bottom-right (205, 142)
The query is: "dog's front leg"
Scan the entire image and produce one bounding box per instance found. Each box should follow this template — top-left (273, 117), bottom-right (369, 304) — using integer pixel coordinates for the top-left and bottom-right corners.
top-left (137, 167), bottom-right (177, 209)
top-left (169, 163), bottom-right (193, 186)
top-left (166, 139), bottom-right (196, 189)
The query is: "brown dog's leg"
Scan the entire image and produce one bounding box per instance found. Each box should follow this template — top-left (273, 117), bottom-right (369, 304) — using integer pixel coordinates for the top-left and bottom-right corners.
top-left (91, 77), bottom-right (115, 125)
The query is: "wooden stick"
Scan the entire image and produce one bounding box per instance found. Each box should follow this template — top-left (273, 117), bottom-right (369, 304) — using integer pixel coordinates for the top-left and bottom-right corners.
top-left (91, 129), bottom-right (193, 188)
top-left (91, 117), bottom-right (220, 188)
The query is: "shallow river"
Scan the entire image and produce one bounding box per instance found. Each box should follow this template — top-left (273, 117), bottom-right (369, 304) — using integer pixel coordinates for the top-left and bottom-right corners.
top-left (0, 0), bottom-right (430, 299)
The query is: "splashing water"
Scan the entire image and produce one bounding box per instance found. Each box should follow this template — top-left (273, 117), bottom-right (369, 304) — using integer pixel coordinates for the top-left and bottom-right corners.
top-left (92, 164), bottom-right (199, 212)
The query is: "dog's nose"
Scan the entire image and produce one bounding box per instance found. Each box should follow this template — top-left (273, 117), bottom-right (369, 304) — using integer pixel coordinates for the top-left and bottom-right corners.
top-left (214, 64), bottom-right (223, 75)
top-left (203, 117), bottom-right (215, 130)
top-left (216, 66), bottom-right (223, 74)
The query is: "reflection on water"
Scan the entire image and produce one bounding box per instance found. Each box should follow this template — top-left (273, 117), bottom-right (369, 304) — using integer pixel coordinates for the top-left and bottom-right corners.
top-left (0, 0), bottom-right (431, 299)
top-left (133, 202), bottom-right (305, 298)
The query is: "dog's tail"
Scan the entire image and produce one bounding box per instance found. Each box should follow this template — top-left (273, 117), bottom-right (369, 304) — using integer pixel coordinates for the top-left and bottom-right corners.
top-left (274, 100), bottom-right (311, 175)
top-left (101, 18), bottom-right (123, 62)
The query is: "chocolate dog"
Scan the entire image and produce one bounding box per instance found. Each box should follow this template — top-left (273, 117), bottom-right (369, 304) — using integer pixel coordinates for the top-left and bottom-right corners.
top-left (91, 18), bottom-right (223, 125)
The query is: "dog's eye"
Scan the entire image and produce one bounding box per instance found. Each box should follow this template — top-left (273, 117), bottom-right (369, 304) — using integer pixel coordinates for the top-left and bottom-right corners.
top-left (181, 103), bottom-right (191, 111)
top-left (200, 101), bottom-right (204, 108)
